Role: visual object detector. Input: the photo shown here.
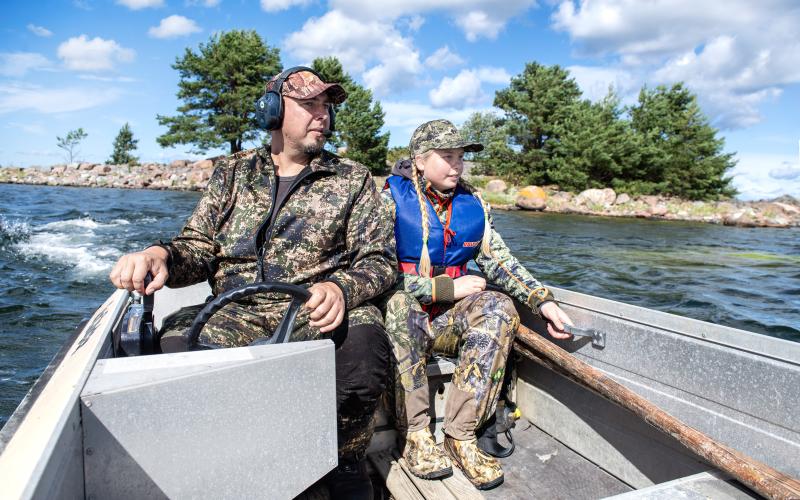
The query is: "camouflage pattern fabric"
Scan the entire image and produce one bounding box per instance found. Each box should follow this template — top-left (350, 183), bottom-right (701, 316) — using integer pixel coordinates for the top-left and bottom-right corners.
top-left (380, 187), bottom-right (555, 312)
top-left (266, 69), bottom-right (347, 104)
top-left (161, 147), bottom-right (396, 347)
top-left (409, 119), bottom-right (483, 157)
top-left (444, 436), bottom-right (504, 490)
top-left (383, 290), bottom-right (519, 438)
top-left (157, 146), bottom-right (395, 462)
top-left (400, 427), bottom-right (452, 479)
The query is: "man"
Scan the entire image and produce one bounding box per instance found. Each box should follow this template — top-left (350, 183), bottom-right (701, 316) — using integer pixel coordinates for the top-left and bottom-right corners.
top-left (109, 68), bottom-right (396, 499)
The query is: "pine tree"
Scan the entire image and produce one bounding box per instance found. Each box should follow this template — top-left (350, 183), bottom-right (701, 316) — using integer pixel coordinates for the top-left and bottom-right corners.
top-left (108, 123), bottom-right (139, 165)
top-left (629, 83), bottom-right (737, 199)
top-left (459, 111), bottom-right (511, 175)
top-left (493, 63), bottom-right (584, 185)
top-left (157, 30), bottom-right (282, 154)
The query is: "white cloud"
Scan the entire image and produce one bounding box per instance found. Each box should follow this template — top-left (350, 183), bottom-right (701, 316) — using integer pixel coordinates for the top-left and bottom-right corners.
top-left (551, 0), bottom-right (800, 129)
top-left (383, 100), bottom-right (496, 145)
top-left (284, 10), bottom-right (422, 96)
top-left (260, 0), bottom-right (311, 12)
top-left (430, 70), bottom-right (483, 108)
top-left (769, 164), bottom-right (800, 181)
top-left (330, 0), bottom-right (537, 41)
top-left (0, 52), bottom-right (53, 77)
top-left (428, 67), bottom-right (510, 109)
top-left (729, 153), bottom-right (800, 200)
top-left (79, 74), bottom-right (137, 83)
top-left (116, 0), bottom-right (164, 9)
top-left (566, 65), bottom-right (637, 102)
top-left (27, 24), bottom-right (53, 37)
top-left (425, 46), bottom-right (465, 69)
top-left (405, 15), bottom-right (425, 32)
top-left (0, 83), bottom-right (122, 114)
top-left (57, 35), bottom-right (135, 72)
top-left (148, 15), bottom-right (202, 39)
top-left (7, 122), bottom-right (47, 135)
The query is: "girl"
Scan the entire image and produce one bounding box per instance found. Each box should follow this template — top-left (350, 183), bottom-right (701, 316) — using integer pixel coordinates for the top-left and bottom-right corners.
top-left (382, 119), bottom-right (573, 490)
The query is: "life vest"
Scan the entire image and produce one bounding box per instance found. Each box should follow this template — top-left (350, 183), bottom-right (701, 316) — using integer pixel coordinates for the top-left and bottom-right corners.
top-left (386, 175), bottom-right (485, 278)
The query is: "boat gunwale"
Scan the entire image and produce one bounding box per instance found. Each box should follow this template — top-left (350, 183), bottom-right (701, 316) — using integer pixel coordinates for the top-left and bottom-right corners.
top-left (550, 285), bottom-right (800, 366)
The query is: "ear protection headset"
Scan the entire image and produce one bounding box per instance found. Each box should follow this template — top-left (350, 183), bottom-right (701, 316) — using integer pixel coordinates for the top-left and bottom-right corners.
top-left (255, 66), bottom-right (336, 134)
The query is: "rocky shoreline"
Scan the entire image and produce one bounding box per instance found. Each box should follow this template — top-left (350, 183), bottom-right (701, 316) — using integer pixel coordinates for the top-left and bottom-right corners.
top-left (1, 162), bottom-right (798, 228)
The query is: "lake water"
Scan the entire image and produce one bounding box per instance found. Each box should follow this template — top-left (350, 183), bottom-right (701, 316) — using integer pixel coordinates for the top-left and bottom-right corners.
top-left (1, 184), bottom-right (798, 428)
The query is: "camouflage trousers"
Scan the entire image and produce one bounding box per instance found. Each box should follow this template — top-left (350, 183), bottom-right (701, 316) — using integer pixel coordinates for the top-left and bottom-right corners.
top-left (160, 302), bottom-right (389, 461)
top-left (383, 290), bottom-right (519, 440)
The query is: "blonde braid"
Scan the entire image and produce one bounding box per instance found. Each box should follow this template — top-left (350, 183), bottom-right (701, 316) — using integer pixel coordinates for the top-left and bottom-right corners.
top-left (410, 157), bottom-right (432, 276)
top-left (474, 192), bottom-right (493, 256)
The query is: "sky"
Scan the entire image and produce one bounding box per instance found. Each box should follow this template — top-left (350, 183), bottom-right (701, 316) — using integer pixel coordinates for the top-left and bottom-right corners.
top-left (1, 0), bottom-right (799, 200)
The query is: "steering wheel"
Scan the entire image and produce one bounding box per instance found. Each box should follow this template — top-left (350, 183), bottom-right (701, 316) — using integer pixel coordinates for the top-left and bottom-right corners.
top-left (184, 281), bottom-right (311, 350)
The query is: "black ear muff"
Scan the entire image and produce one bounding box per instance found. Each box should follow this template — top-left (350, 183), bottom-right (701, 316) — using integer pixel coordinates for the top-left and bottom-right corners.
top-left (255, 66), bottom-right (338, 133)
top-left (328, 104), bottom-right (336, 133)
top-left (255, 89), bottom-right (283, 131)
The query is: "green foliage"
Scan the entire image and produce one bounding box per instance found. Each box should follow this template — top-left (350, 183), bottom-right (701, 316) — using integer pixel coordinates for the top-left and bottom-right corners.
top-left (483, 62), bottom-right (735, 200)
top-left (458, 111), bottom-right (510, 175)
top-left (494, 63), bottom-right (583, 185)
top-left (108, 123), bottom-right (139, 165)
top-left (628, 83), bottom-right (737, 199)
top-left (386, 146), bottom-right (407, 167)
top-left (157, 30), bottom-right (282, 154)
top-left (56, 128), bottom-right (88, 164)
top-left (312, 56), bottom-right (389, 174)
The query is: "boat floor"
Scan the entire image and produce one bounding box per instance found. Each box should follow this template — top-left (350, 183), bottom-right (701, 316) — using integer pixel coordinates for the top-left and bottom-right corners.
top-left (297, 421), bottom-right (632, 499)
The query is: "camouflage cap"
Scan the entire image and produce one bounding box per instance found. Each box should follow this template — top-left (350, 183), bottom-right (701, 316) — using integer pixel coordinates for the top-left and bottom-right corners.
top-left (409, 119), bottom-right (484, 157)
top-left (266, 70), bottom-right (347, 105)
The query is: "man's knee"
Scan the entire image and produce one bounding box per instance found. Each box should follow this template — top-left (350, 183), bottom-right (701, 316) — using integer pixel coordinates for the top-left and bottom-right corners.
top-left (335, 323), bottom-right (391, 401)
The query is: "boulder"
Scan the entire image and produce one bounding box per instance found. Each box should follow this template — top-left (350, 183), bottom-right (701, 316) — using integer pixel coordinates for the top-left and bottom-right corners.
top-left (170, 159), bottom-right (189, 168)
top-left (515, 186), bottom-right (547, 211)
top-left (649, 203), bottom-right (668, 216)
top-left (577, 188), bottom-right (616, 207)
top-left (773, 202), bottom-right (800, 215)
top-left (92, 164), bottom-right (112, 174)
top-left (485, 179), bottom-right (507, 193)
top-left (78, 162), bottom-right (96, 170)
top-left (190, 159), bottom-right (214, 170)
top-left (51, 165), bottom-right (67, 175)
top-left (614, 193), bottom-right (631, 205)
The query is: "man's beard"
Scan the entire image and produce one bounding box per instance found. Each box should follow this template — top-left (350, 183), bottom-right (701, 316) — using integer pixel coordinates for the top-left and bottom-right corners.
top-left (302, 143), bottom-right (324, 157)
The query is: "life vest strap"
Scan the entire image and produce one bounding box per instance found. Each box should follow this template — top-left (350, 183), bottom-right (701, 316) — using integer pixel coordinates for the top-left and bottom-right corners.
top-left (399, 262), bottom-right (467, 278)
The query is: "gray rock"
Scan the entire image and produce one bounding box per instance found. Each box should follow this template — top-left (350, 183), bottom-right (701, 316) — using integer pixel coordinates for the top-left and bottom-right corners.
top-left (485, 179), bottom-right (507, 193)
top-left (170, 159), bottom-right (189, 168)
top-left (577, 188), bottom-right (616, 207)
top-left (614, 193), bottom-right (631, 205)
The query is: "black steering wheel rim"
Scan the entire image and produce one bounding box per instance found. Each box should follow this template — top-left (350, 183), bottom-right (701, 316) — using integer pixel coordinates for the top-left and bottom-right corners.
top-left (184, 281), bottom-right (311, 350)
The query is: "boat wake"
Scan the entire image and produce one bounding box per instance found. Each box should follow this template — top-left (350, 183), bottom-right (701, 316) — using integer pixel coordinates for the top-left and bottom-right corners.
top-left (5, 216), bottom-right (128, 276)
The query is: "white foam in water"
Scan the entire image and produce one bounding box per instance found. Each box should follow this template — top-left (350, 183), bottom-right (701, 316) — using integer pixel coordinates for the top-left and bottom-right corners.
top-left (13, 217), bottom-right (123, 276)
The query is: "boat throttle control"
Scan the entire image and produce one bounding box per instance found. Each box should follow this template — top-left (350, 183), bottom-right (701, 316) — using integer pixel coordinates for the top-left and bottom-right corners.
top-left (115, 288), bottom-right (157, 357)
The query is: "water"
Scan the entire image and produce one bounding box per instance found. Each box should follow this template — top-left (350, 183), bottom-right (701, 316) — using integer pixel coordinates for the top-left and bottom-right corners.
top-left (0, 184), bottom-right (798, 428)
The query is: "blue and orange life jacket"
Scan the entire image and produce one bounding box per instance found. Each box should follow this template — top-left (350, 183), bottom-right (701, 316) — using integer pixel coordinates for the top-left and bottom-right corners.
top-left (386, 175), bottom-right (485, 278)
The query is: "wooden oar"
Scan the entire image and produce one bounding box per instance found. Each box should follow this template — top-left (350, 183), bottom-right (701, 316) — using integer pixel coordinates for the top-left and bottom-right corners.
top-left (514, 324), bottom-right (800, 500)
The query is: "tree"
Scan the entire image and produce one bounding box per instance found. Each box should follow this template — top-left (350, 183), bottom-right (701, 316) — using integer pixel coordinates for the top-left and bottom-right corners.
top-left (548, 89), bottom-right (641, 192)
top-left (157, 30), bottom-right (282, 155)
top-left (108, 123), bottom-right (139, 165)
top-left (459, 111), bottom-right (512, 175)
top-left (629, 83), bottom-right (737, 199)
top-left (493, 63), bottom-right (584, 185)
top-left (312, 56), bottom-right (389, 174)
top-left (386, 146), bottom-right (407, 167)
top-left (56, 128), bottom-right (87, 164)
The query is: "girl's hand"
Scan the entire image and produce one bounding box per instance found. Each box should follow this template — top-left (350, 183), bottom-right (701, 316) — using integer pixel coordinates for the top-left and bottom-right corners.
top-left (453, 275), bottom-right (486, 300)
top-left (540, 302), bottom-right (574, 340)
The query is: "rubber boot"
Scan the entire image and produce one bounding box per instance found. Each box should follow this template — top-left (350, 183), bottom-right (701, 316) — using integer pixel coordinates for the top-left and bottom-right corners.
top-left (325, 458), bottom-right (373, 500)
top-left (399, 428), bottom-right (452, 480)
top-left (443, 436), bottom-right (504, 490)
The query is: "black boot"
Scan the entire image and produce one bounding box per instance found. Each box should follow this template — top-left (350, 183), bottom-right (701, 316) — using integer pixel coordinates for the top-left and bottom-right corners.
top-left (325, 458), bottom-right (373, 500)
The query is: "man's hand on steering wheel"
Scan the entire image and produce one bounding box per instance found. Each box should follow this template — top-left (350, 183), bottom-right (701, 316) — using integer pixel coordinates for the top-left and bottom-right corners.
top-left (306, 282), bottom-right (345, 333)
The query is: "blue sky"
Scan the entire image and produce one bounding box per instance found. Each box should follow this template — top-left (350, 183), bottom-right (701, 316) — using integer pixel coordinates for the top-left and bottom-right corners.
top-left (2, 0), bottom-right (799, 200)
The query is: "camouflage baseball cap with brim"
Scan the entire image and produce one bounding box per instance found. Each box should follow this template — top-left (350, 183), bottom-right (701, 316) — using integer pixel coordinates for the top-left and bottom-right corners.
top-left (409, 119), bottom-right (484, 157)
top-left (266, 70), bottom-right (347, 105)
